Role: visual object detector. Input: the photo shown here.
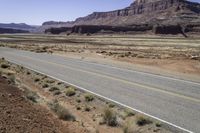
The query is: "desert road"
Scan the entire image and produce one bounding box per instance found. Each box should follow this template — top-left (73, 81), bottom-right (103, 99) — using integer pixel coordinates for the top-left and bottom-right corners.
top-left (0, 47), bottom-right (200, 133)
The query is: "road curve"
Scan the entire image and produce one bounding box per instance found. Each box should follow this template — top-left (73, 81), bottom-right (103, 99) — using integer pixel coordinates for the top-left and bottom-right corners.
top-left (0, 47), bottom-right (200, 133)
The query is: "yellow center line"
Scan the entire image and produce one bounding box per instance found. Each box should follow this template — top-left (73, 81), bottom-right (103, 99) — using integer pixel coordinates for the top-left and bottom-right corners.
top-left (15, 54), bottom-right (200, 103)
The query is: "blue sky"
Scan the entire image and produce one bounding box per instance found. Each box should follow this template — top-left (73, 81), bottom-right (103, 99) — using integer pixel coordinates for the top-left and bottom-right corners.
top-left (0, 0), bottom-right (199, 25)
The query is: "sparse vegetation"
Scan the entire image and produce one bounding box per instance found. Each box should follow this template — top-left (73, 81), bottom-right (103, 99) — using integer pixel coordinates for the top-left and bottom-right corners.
top-left (49, 101), bottom-right (75, 121)
top-left (123, 120), bottom-right (135, 133)
top-left (26, 71), bottom-right (31, 75)
top-left (1, 63), bottom-right (10, 69)
top-left (108, 103), bottom-right (115, 108)
top-left (84, 93), bottom-right (94, 102)
top-left (34, 78), bottom-right (40, 82)
top-left (155, 122), bottom-right (162, 127)
top-left (26, 91), bottom-right (39, 103)
top-left (53, 90), bottom-right (61, 95)
top-left (49, 86), bottom-right (59, 92)
top-left (103, 108), bottom-right (118, 127)
top-left (65, 87), bottom-right (76, 96)
top-left (76, 106), bottom-right (81, 110)
top-left (136, 116), bottom-right (152, 126)
top-left (46, 79), bottom-right (55, 84)
top-left (42, 83), bottom-right (49, 88)
top-left (124, 109), bottom-right (135, 117)
top-left (8, 74), bottom-right (15, 84)
top-left (76, 99), bottom-right (81, 103)
top-left (57, 82), bottom-right (63, 85)
top-left (84, 106), bottom-right (91, 112)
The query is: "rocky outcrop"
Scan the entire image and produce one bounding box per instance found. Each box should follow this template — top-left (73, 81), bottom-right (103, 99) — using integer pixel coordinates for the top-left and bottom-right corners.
top-left (45, 27), bottom-right (72, 34)
top-left (45, 24), bottom-right (153, 34)
top-left (42, 0), bottom-right (200, 35)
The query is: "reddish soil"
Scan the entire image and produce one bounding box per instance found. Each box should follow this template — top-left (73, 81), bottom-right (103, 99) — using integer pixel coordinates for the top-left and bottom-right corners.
top-left (0, 76), bottom-right (87, 133)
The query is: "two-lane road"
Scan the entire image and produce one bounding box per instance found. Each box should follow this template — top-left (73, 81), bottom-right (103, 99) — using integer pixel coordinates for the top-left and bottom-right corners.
top-left (0, 47), bottom-right (200, 133)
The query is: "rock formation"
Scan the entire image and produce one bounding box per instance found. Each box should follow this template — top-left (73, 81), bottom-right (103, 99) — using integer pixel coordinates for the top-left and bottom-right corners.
top-left (43, 0), bottom-right (200, 35)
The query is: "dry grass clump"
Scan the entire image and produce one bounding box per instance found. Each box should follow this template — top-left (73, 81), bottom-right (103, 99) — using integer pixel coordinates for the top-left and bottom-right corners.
top-left (103, 108), bottom-right (118, 127)
top-left (1, 63), bottom-right (10, 69)
top-left (49, 86), bottom-right (59, 92)
top-left (65, 87), bottom-right (76, 96)
top-left (8, 74), bottom-right (16, 84)
top-left (42, 83), bottom-right (49, 88)
top-left (84, 105), bottom-right (91, 112)
top-left (34, 78), bottom-right (40, 82)
top-left (76, 99), bottom-right (81, 103)
top-left (26, 71), bottom-right (31, 75)
top-left (49, 100), bottom-right (75, 121)
top-left (136, 116), bottom-right (152, 126)
top-left (124, 109), bottom-right (135, 117)
top-left (84, 93), bottom-right (94, 102)
top-left (123, 120), bottom-right (135, 133)
top-left (57, 82), bottom-right (63, 85)
top-left (26, 91), bottom-right (39, 103)
top-left (108, 103), bottom-right (115, 108)
top-left (53, 90), bottom-right (61, 95)
top-left (46, 79), bottom-right (55, 84)
top-left (155, 122), bottom-right (162, 127)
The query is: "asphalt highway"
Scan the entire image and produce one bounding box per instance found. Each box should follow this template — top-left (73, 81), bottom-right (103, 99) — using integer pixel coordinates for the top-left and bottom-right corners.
top-left (0, 47), bottom-right (200, 133)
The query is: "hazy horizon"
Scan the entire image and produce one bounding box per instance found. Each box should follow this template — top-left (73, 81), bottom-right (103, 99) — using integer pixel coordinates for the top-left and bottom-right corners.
top-left (0, 0), bottom-right (199, 25)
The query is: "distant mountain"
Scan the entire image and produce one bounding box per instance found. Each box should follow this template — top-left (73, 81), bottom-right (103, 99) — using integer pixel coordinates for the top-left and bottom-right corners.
top-left (0, 27), bottom-right (29, 34)
top-left (42, 0), bottom-right (200, 35)
top-left (0, 23), bottom-right (38, 32)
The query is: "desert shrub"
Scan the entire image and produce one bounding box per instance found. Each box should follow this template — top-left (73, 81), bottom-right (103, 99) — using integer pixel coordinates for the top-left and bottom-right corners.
top-left (49, 87), bottom-right (59, 92)
top-left (26, 91), bottom-right (38, 103)
top-left (65, 87), bottom-right (76, 96)
top-left (103, 108), bottom-right (118, 127)
top-left (76, 99), bottom-right (81, 103)
top-left (1, 63), bottom-right (10, 69)
top-left (155, 122), bottom-right (162, 127)
top-left (42, 83), bottom-right (49, 88)
top-left (26, 71), bottom-right (31, 75)
top-left (76, 106), bottom-right (81, 110)
top-left (8, 75), bottom-right (15, 84)
top-left (57, 82), bottom-right (63, 85)
top-left (84, 106), bottom-right (91, 112)
top-left (84, 93), bottom-right (94, 102)
top-left (49, 101), bottom-right (75, 121)
top-left (108, 103), bottom-right (115, 108)
top-left (124, 109), bottom-right (135, 117)
top-left (34, 78), bottom-right (40, 82)
top-left (136, 116), bottom-right (152, 126)
top-left (20, 66), bottom-right (24, 70)
top-left (46, 79), bottom-right (55, 84)
top-left (53, 90), bottom-right (61, 95)
top-left (123, 120), bottom-right (135, 133)
top-left (42, 75), bottom-right (47, 79)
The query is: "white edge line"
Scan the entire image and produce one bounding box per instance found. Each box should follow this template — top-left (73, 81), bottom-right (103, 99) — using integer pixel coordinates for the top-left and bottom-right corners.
top-left (7, 58), bottom-right (193, 133)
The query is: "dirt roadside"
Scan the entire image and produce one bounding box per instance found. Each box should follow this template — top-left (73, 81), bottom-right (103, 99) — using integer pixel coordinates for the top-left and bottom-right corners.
top-left (0, 76), bottom-right (87, 133)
